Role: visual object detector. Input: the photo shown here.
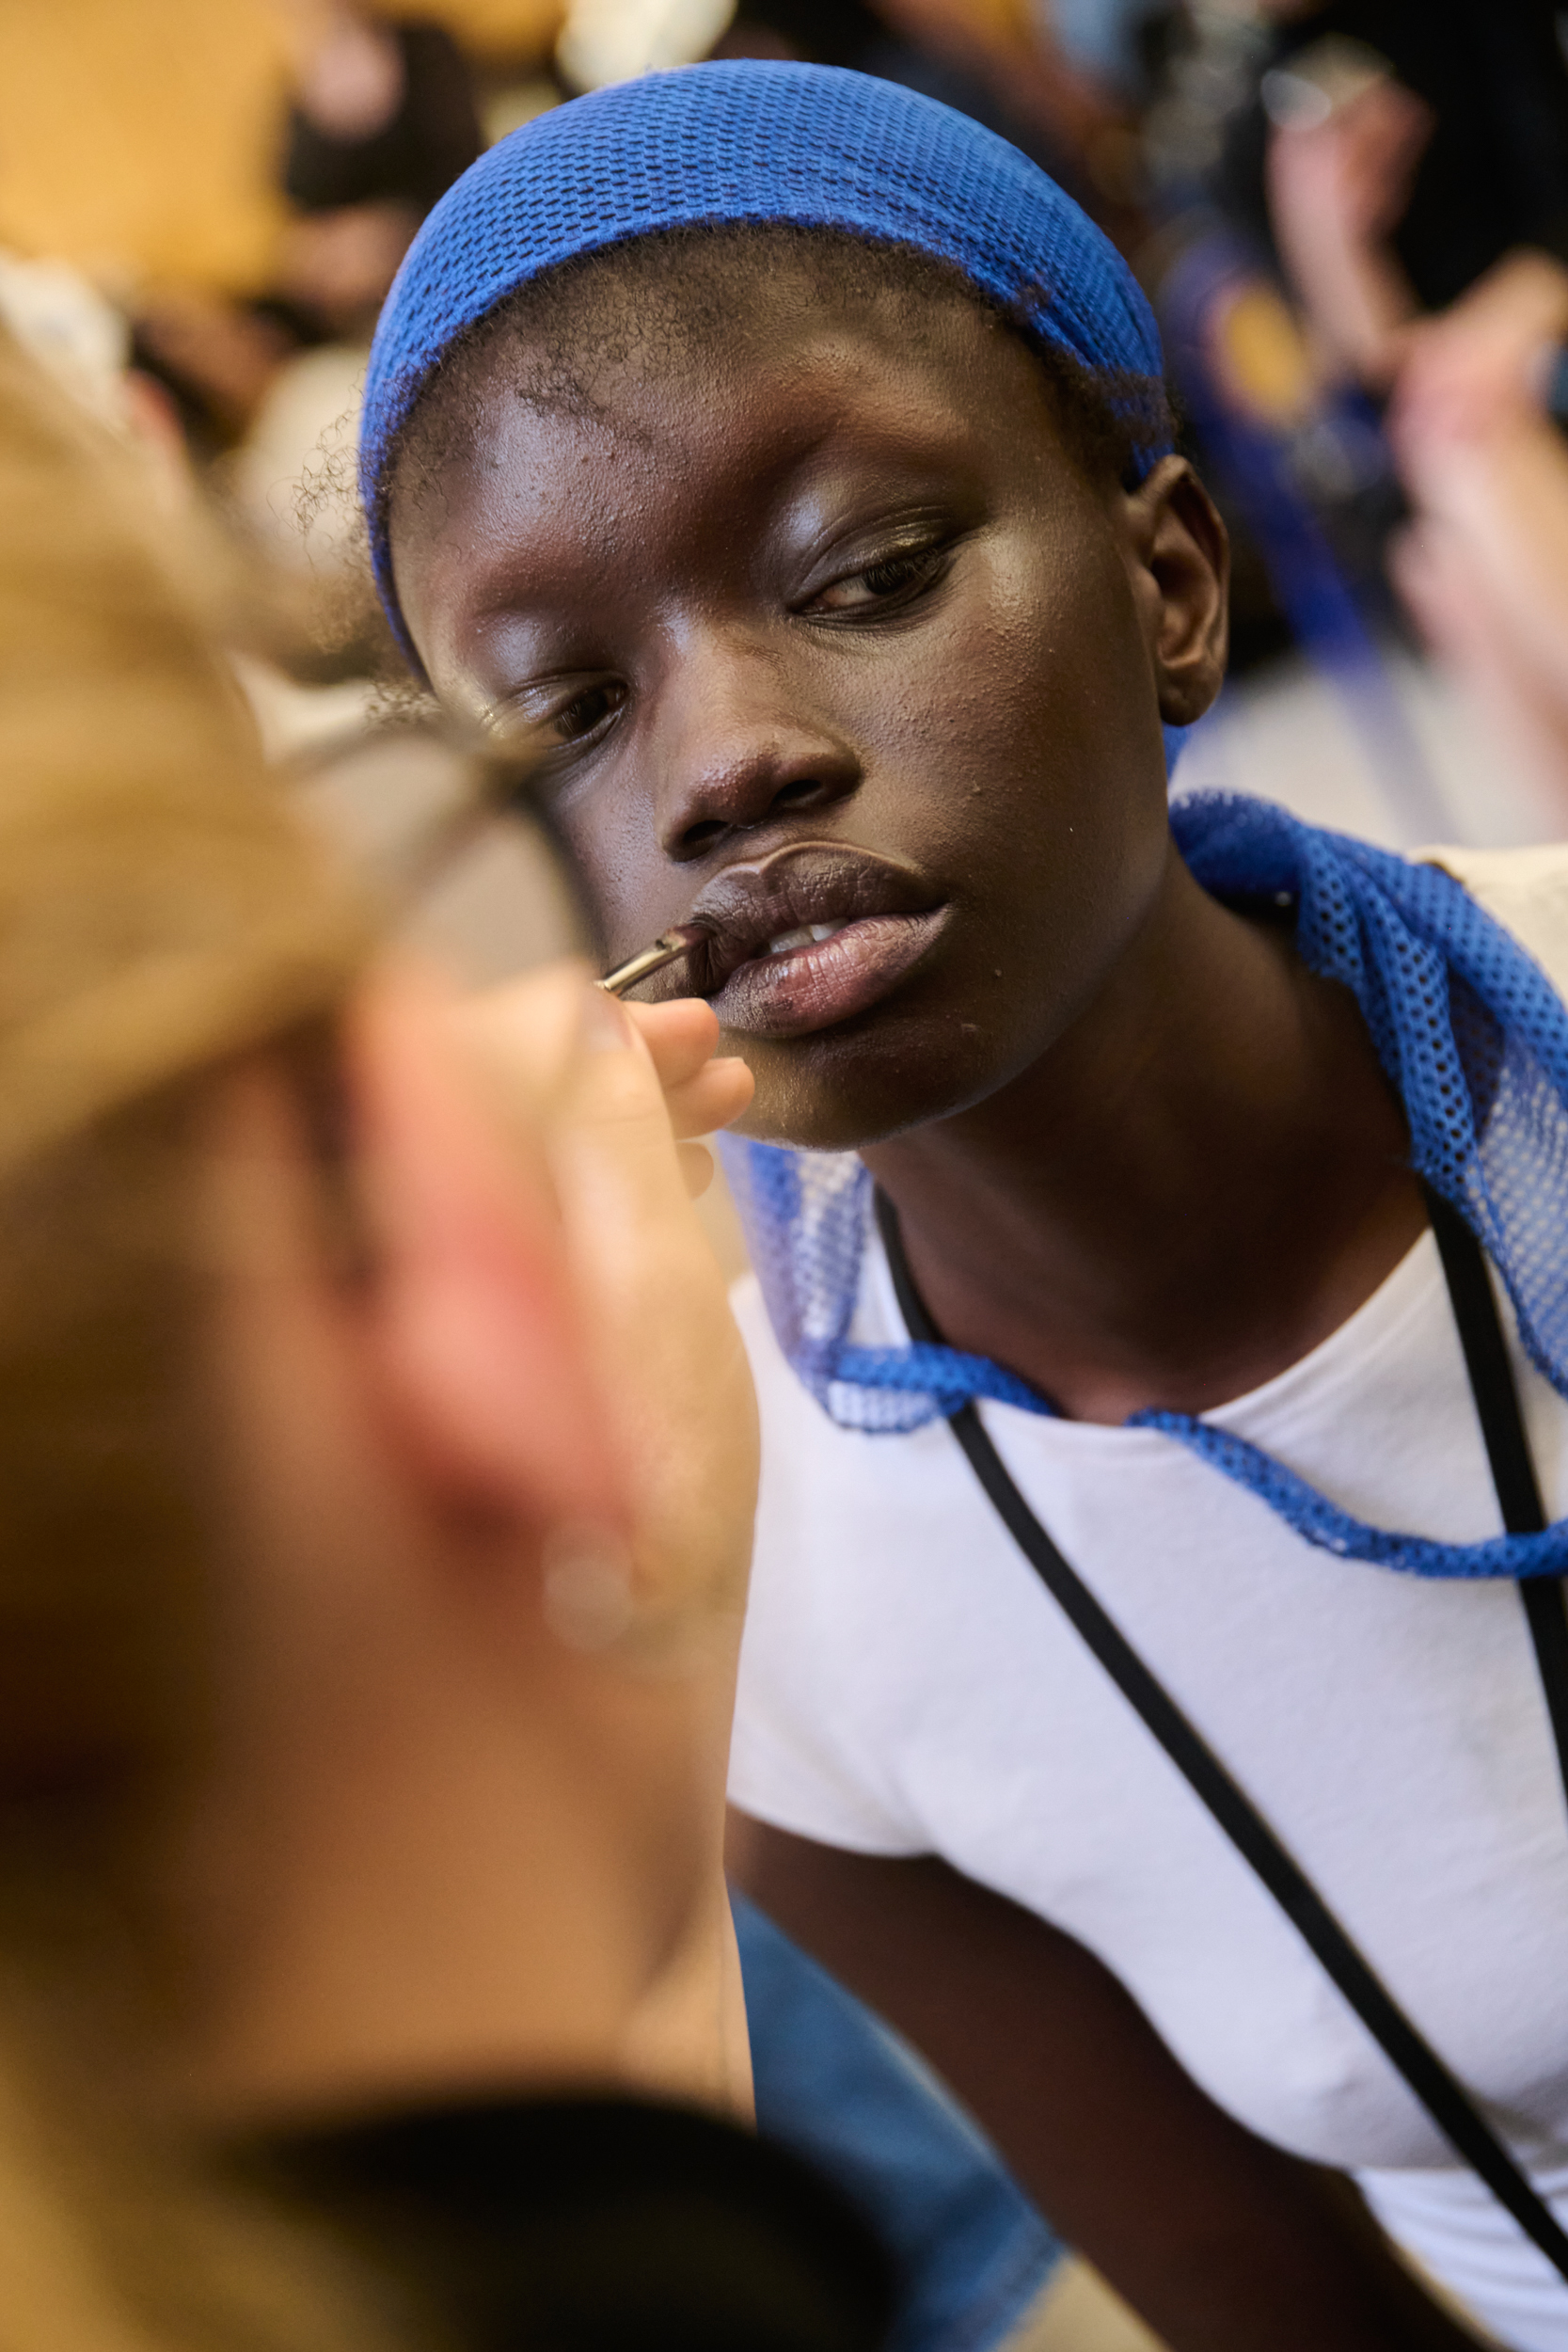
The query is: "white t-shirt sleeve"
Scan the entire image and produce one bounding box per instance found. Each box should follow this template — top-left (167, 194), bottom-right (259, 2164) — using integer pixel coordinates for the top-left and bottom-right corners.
top-left (726, 1276), bottom-right (927, 1857)
top-left (727, 1666), bottom-right (921, 1854)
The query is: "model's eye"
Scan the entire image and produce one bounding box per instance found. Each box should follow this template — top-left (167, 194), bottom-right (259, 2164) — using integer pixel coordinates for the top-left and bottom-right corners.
top-left (550, 680), bottom-right (626, 742)
top-left (810, 544), bottom-right (948, 614)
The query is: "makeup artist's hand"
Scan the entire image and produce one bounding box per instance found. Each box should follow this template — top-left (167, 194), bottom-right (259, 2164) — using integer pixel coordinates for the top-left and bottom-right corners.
top-left (621, 995), bottom-right (754, 1198)
top-left (460, 972), bottom-right (752, 1198)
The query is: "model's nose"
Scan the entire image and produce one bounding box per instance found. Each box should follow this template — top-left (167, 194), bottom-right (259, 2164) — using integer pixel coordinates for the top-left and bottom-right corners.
top-left (653, 636), bottom-right (861, 861)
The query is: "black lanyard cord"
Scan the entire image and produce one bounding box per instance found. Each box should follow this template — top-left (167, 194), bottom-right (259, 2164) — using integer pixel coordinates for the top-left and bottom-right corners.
top-left (1420, 1183), bottom-right (1568, 1820)
top-left (874, 1188), bottom-right (1568, 2290)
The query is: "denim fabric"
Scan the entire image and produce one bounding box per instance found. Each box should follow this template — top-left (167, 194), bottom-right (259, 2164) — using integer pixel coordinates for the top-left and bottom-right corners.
top-left (735, 1894), bottom-right (1061, 2352)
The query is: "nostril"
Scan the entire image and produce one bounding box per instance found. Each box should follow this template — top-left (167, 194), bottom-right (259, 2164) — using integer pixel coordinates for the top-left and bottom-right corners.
top-left (668, 759), bottom-right (857, 861)
top-left (674, 781), bottom-right (824, 858)
top-left (770, 776), bottom-right (841, 823)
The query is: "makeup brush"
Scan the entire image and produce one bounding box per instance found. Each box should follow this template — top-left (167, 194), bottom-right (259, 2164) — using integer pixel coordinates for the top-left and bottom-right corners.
top-left (596, 923), bottom-right (710, 999)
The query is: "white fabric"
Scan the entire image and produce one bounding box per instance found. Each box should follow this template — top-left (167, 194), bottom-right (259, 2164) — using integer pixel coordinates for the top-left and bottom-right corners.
top-left (728, 842), bottom-right (1568, 2352)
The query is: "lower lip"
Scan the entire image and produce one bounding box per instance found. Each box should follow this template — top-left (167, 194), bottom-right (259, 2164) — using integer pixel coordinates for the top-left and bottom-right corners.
top-left (713, 910), bottom-right (949, 1039)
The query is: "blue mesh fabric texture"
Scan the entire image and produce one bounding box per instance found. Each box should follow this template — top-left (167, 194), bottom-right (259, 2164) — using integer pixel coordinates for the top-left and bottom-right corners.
top-left (719, 791), bottom-right (1568, 1581)
top-left (358, 59), bottom-right (1169, 671)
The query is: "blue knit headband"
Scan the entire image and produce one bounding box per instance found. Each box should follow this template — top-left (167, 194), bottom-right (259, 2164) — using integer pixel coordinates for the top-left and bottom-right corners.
top-left (359, 59), bottom-right (1170, 671)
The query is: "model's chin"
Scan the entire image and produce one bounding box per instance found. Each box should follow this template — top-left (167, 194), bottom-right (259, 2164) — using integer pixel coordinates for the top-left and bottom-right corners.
top-left (724, 1004), bottom-right (1017, 1156)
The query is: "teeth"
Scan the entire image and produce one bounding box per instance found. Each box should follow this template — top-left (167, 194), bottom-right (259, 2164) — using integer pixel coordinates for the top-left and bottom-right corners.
top-left (765, 921), bottom-right (847, 956)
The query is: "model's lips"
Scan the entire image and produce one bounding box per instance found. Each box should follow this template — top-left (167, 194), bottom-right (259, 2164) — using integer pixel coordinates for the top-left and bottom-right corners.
top-left (682, 845), bottom-right (949, 1040)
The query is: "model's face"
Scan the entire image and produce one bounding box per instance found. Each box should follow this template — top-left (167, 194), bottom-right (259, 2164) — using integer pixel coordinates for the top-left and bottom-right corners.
top-left (394, 274), bottom-right (1196, 1148)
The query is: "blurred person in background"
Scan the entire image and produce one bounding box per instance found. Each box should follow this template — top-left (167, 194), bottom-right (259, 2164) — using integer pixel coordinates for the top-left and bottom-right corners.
top-left (0, 316), bottom-right (902, 2352)
top-left (1386, 251), bottom-right (1568, 815)
top-left (1258, 1), bottom-right (1568, 397)
top-left (0, 0), bottom-right (515, 697)
top-left (1250, 6), bottom-right (1568, 834)
top-left (225, 0), bottom-right (486, 634)
top-left (0, 0), bottom-right (513, 452)
top-left (140, 0), bottom-right (487, 443)
top-left (1105, 0), bottom-right (1568, 844)
top-left (271, 1), bottom-right (484, 344)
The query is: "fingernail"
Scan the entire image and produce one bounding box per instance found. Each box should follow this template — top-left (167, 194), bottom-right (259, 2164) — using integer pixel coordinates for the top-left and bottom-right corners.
top-left (582, 982), bottom-right (631, 1052)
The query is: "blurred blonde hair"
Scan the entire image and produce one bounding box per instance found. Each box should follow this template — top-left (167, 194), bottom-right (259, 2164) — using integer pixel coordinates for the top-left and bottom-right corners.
top-left (0, 330), bottom-right (400, 2348)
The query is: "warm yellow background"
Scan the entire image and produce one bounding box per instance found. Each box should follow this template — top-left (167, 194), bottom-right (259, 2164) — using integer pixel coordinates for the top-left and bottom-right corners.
top-left (0, 0), bottom-right (564, 298)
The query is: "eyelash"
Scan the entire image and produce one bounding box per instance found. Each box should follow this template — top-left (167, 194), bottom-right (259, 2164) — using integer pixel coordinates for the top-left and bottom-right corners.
top-left (863, 549), bottom-right (941, 595)
top-left (550, 681), bottom-right (626, 744)
top-left (811, 540), bottom-right (952, 616)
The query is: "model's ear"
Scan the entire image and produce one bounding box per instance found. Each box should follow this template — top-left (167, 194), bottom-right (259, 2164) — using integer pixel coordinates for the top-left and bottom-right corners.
top-left (343, 959), bottom-right (624, 1537)
top-left (1122, 454), bottom-right (1230, 728)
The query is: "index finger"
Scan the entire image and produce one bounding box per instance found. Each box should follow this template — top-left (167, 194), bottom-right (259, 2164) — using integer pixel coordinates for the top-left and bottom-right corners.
top-left (624, 997), bottom-right (722, 1086)
top-left (549, 987), bottom-right (715, 1272)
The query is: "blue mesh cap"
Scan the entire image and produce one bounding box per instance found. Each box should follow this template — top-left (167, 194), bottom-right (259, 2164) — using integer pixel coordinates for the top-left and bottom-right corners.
top-left (358, 59), bottom-right (1170, 671)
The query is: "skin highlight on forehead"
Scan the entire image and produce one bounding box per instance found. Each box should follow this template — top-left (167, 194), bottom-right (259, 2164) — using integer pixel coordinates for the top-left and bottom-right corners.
top-left (387, 224), bottom-right (1168, 555)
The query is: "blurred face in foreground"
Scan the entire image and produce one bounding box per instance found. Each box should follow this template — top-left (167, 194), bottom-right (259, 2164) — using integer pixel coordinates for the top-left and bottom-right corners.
top-left (167, 962), bottom-right (756, 2120)
top-left (0, 318), bottom-right (762, 2352)
top-left (394, 246), bottom-right (1227, 1152)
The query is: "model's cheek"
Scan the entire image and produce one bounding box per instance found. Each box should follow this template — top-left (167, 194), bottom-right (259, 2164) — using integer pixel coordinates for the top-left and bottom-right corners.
top-left (553, 812), bottom-right (641, 949)
top-left (845, 546), bottom-right (1128, 823)
top-left (551, 779), bottom-right (677, 957)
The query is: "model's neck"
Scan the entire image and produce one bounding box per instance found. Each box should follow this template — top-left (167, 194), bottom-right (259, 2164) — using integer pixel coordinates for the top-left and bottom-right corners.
top-left (863, 850), bottom-right (1426, 1423)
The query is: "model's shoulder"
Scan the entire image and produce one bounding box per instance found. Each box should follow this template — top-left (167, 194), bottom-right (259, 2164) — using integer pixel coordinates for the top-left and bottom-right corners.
top-left (1418, 841), bottom-right (1568, 1000)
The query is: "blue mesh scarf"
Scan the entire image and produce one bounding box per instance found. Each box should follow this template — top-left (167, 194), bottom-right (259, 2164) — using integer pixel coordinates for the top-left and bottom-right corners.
top-left (357, 59), bottom-right (1169, 672)
top-left (720, 792), bottom-right (1568, 1583)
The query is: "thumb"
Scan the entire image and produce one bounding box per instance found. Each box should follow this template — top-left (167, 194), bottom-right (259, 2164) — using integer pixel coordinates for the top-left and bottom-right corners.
top-left (548, 985), bottom-right (717, 1303)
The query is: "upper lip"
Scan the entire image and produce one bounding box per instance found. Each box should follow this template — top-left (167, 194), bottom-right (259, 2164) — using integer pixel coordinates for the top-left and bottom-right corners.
top-left (681, 844), bottom-right (940, 997)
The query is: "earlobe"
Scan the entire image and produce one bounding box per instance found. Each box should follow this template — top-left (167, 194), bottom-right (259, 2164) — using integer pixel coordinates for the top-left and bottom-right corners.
top-left (1125, 456), bottom-right (1231, 729)
top-left (343, 960), bottom-right (625, 1539)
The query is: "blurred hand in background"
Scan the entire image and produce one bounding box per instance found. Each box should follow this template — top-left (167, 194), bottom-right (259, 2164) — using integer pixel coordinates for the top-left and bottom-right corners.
top-left (1386, 250), bottom-right (1568, 810)
top-left (1266, 63), bottom-right (1433, 391)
